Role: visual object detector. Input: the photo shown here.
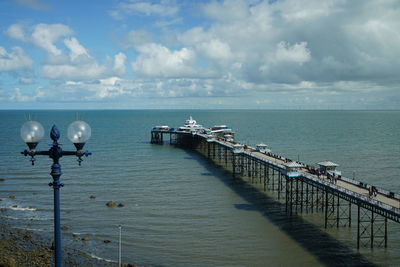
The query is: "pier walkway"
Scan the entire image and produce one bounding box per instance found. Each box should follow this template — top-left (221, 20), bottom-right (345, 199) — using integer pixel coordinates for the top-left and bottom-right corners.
top-left (151, 125), bottom-right (400, 249)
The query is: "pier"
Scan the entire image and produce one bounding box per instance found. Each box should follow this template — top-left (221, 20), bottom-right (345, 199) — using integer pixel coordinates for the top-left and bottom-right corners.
top-left (151, 120), bottom-right (400, 249)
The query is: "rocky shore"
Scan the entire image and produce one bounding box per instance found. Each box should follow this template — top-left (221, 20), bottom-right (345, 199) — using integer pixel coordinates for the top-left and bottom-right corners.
top-left (0, 221), bottom-right (120, 267)
top-left (0, 218), bottom-right (142, 267)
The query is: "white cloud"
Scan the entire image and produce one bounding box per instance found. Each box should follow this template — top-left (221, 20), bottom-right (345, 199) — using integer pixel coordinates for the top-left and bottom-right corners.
top-left (196, 39), bottom-right (233, 61)
top-left (9, 87), bottom-right (44, 102)
top-left (122, 30), bottom-right (154, 49)
top-left (0, 46), bottom-right (33, 71)
top-left (6, 24), bottom-right (26, 41)
top-left (110, 0), bottom-right (179, 20)
top-left (113, 52), bottom-right (127, 76)
top-left (203, 0), bottom-right (250, 22)
top-left (41, 36), bottom-right (108, 80)
top-left (132, 43), bottom-right (197, 78)
top-left (178, 27), bottom-right (210, 45)
top-left (94, 77), bottom-right (125, 99)
top-left (64, 37), bottom-right (89, 61)
top-left (3, 0), bottom-right (400, 109)
top-left (42, 63), bottom-right (107, 80)
top-left (6, 23), bottom-right (127, 80)
top-left (31, 24), bottom-right (73, 55)
top-left (19, 77), bottom-right (34, 84)
top-left (6, 23), bottom-right (74, 56)
top-left (282, 81), bottom-right (316, 90)
top-left (275, 0), bottom-right (344, 22)
top-left (275, 41), bottom-right (311, 64)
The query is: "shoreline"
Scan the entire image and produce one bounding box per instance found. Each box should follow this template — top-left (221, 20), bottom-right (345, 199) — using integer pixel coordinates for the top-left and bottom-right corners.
top-left (0, 217), bottom-right (133, 266)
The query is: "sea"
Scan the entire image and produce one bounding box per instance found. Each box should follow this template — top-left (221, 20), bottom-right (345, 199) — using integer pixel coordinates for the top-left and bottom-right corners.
top-left (0, 110), bottom-right (399, 266)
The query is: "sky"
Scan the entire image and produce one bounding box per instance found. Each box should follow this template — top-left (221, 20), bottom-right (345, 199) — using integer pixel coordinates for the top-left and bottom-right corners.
top-left (0, 0), bottom-right (399, 109)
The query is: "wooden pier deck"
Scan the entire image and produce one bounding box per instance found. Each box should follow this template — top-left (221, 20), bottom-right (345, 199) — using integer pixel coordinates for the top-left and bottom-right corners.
top-left (151, 127), bottom-right (400, 249)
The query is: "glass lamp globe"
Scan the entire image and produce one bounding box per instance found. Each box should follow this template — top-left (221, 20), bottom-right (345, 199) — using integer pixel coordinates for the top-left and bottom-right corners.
top-left (67, 120), bottom-right (91, 150)
top-left (20, 121), bottom-right (45, 150)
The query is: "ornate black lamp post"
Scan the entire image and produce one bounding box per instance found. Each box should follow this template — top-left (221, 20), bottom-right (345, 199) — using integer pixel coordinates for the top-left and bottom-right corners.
top-left (20, 120), bottom-right (92, 267)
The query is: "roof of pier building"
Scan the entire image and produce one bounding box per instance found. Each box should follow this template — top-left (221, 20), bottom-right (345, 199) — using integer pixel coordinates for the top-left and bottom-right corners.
top-left (318, 161), bottom-right (339, 167)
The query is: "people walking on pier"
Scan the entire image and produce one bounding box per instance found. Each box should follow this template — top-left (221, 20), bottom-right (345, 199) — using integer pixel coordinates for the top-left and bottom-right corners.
top-left (369, 186), bottom-right (378, 197)
top-left (372, 186), bottom-right (378, 197)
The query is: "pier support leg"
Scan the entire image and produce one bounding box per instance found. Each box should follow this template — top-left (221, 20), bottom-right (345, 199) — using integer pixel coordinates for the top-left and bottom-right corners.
top-left (311, 185), bottom-right (314, 213)
top-left (357, 204), bottom-right (360, 249)
top-left (263, 164), bottom-right (267, 191)
top-left (349, 202), bottom-right (352, 227)
top-left (300, 179), bottom-right (304, 213)
top-left (285, 176), bottom-right (289, 213)
top-left (232, 153), bottom-right (236, 179)
top-left (225, 147), bottom-right (228, 167)
top-left (272, 168), bottom-right (275, 191)
top-left (278, 171), bottom-right (281, 200)
top-left (356, 205), bottom-right (387, 249)
top-left (325, 191), bottom-right (329, 228)
top-left (385, 217), bottom-right (388, 248)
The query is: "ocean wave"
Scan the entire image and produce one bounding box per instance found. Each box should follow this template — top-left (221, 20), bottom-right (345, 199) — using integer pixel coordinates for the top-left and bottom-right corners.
top-left (72, 232), bottom-right (83, 236)
top-left (12, 227), bottom-right (48, 232)
top-left (9, 205), bottom-right (37, 211)
top-left (70, 232), bottom-right (108, 237)
top-left (2, 215), bottom-right (51, 221)
top-left (88, 253), bottom-right (116, 263)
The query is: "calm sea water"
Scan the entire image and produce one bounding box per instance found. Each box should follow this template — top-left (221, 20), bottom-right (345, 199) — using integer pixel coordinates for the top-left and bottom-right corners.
top-left (1, 110), bottom-right (399, 266)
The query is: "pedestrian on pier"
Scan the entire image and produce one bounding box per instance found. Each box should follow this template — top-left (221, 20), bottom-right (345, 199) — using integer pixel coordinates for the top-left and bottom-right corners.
top-left (369, 186), bottom-right (378, 197)
top-left (372, 186), bottom-right (378, 197)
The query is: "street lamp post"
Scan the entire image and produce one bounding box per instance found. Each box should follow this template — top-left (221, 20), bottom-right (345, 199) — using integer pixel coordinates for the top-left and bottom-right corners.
top-left (20, 120), bottom-right (92, 267)
top-left (118, 225), bottom-right (122, 267)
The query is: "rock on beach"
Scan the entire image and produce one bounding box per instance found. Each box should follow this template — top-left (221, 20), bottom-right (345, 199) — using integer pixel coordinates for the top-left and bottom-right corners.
top-left (106, 201), bottom-right (117, 207)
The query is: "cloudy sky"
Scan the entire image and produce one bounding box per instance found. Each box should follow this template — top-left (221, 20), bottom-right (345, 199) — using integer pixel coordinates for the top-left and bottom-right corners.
top-left (0, 0), bottom-right (399, 109)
